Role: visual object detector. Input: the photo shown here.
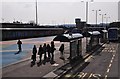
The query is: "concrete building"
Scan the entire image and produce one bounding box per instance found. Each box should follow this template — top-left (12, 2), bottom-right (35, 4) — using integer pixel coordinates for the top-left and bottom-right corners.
top-left (75, 18), bottom-right (86, 31)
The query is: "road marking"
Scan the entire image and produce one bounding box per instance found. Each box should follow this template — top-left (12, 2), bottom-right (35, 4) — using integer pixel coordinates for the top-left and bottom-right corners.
top-left (88, 73), bottom-right (93, 79)
top-left (110, 60), bottom-right (113, 63)
top-left (65, 74), bottom-right (71, 77)
top-left (112, 57), bottom-right (114, 60)
top-left (104, 75), bottom-right (108, 79)
top-left (81, 73), bottom-right (87, 79)
top-left (113, 54), bottom-right (115, 57)
top-left (107, 69), bottom-right (110, 73)
top-left (78, 72), bottom-right (85, 78)
top-left (51, 63), bottom-right (59, 67)
top-left (109, 64), bottom-right (112, 68)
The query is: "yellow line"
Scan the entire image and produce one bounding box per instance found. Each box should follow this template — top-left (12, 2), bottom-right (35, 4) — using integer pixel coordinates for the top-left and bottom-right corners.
top-left (85, 56), bottom-right (92, 62)
top-left (84, 54), bottom-right (89, 58)
top-left (65, 74), bottom-right (71, 77)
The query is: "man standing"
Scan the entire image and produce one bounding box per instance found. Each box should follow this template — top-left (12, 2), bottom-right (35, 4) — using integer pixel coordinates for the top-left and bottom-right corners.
top-left (50, 41), bottom-right (56, 63)
top-left (17, 39), bottom-right (22, 52)
top-left (59, 44), bottom-right (65, 60)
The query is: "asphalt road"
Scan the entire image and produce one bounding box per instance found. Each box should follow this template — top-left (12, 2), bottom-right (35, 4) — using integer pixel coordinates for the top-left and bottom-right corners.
top-left (63, 42), bottom-right (119, 79)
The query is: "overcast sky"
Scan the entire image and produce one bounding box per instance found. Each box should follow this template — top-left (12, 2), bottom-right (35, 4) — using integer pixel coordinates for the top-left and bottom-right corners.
top-left (0, 0), bottom-right (119, 25)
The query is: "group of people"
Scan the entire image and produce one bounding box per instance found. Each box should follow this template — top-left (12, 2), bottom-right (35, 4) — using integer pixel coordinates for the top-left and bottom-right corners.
top-left (16, 39), bottom-right (65, 67)
top-left (31, 41), bottom-right (56, 66)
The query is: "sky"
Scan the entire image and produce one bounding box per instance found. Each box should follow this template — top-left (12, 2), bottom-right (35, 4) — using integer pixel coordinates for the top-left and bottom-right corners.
top-left (0, 0), bottom-right (120, 25)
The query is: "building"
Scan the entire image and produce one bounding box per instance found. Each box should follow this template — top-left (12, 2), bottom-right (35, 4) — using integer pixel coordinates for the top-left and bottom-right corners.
top-left (75, 18), bottom-right (86, 31)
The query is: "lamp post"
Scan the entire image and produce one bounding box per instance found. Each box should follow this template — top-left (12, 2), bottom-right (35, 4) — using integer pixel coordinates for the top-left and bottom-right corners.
top-left (99, 13), bottom-right (106, 27)
top-left (81, 0), bottom-right (94, 24)
top-left (35, 0), bottom-right (38, 26)
top-left (104, 16), bottom-right (110, 29)
top-left (81, 0), bottom-right (94, 52)
top-left (92, 9), bottom-right (101, 27)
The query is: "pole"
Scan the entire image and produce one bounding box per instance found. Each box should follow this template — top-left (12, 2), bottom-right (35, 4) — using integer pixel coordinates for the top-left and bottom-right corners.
top-left (96, 10), bottom-right (97, 27)
top-left (102, 15), bottom-right (103, 26)
top-left (36, 0), bottom-right (38, 25)
top-left (86, 2), bottom-right (88, 23)
top-left (86, 2), bottom-right (88, 52)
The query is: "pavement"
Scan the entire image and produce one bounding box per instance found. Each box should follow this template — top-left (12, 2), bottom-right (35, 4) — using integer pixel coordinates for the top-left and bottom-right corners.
top-left (0, 36), bottom-right (85, 78)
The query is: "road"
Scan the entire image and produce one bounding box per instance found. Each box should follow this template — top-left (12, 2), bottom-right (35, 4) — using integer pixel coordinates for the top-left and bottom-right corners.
top-left (63, 42), bottom-right (119, 79)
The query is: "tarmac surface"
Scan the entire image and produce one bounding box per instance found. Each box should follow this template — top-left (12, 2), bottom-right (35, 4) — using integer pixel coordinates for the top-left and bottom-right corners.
top-left (61, 42), bottom-right (119, 79)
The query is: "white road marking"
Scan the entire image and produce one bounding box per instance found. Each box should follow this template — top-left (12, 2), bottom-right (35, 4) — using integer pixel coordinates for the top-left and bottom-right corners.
top-left (81, 73), bottom-right (87, 79)
top-left (107, 69), bottom-right (110, 73)
top-left (88, 73), bottom-right (93, 79)
top-left (104, 75), bottom-right (108, 79)
top-left (110, 60), bottom-right (113, 63)
top-left (78, 72), bottom-right (85, 78)
top-left (109, 64), bottom-right (112, 68)
top-left (51, 63), bottom-right (59, 67)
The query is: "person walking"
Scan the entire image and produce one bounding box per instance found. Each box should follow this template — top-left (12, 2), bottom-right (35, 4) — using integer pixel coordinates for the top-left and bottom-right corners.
top-left (50, 41), bottom-right (56, 63)
top-left (32, 45), bottom-right (37, 62)
top-left (46, 44), bottom-right (51, 60)
top-left (31, 45), bottom-right (37, 67)
top-left (59, 44), bottom-right (65, 60)
top-left (43, 43), bottom-right (47, 61)
top-left (17, 39), bottom-right (22, 52)
top-left (38, 45), bottom-right (43, 63)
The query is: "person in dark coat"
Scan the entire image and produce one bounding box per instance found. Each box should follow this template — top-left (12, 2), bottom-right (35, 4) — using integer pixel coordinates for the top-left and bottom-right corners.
top-left (50, 41), bottom-right (56, 62)
top-left (32, 45), bottom-right (37, 62)
top-left (43, 43), bottom-right (47, 60)
top-left (38, 45), bottom-right (43, 63)
top-left (17, 39), bottom-right (22, 52)
top-left (59, 44), bottom-right (65, 60)
top-left (47, 44), bottom-right (51, 60)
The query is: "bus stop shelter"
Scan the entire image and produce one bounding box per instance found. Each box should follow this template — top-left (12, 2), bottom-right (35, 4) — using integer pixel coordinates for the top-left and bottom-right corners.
top-left (53, 33), bottom-right (83, 62)
top-left (87, 31), bottom-right (101, 52)
top-left (100, 30), bottom-right (108, 43)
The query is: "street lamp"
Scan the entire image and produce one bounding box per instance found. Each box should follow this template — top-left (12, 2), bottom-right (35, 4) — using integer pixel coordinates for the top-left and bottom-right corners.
top-left (92, 9), bottom-right (101, 27)
top-left (104, 16), bottom-right (110, 29)
top-left (81, 0), bottom-right (94, 52)
top-left (99, 13), bottom-right (106, 27)
top-left (81, 0), bottom-right (94, 23)
top-left (35, 0), bottom-right (38, 26)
